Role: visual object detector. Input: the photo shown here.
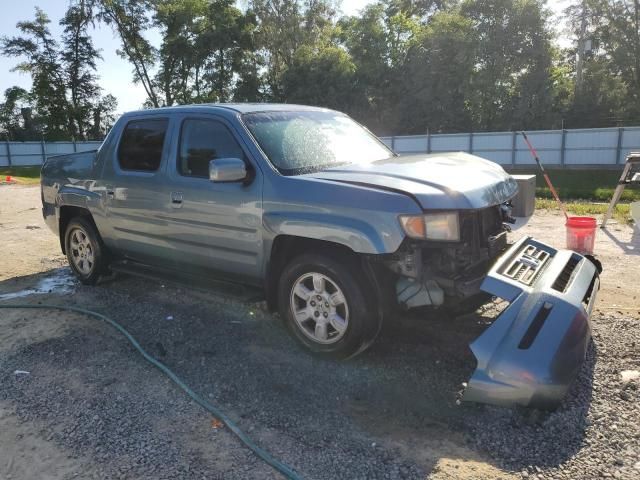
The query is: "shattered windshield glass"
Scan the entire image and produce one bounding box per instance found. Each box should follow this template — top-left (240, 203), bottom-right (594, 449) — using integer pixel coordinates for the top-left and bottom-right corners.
top-left (242, 110), bottom-right (392, 175)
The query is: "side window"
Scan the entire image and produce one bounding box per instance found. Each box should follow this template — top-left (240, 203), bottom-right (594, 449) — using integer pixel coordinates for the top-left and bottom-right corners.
top-left (179, 119), bottom-right (244, 178)
top-left (118, 119), bottom-right (168, 172)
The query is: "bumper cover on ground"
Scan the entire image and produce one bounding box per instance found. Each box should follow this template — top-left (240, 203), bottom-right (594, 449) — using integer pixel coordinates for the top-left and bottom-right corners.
top-left (463, 236), bottom-right (599, 409)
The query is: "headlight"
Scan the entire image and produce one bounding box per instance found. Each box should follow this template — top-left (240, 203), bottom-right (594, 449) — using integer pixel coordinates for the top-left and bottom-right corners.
top-left (399, 212), bottom-right (460, 241)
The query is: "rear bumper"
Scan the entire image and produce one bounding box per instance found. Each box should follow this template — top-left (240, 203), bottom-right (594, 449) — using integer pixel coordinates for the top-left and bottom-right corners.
top-left (463, 236), bottom-right (599, 409)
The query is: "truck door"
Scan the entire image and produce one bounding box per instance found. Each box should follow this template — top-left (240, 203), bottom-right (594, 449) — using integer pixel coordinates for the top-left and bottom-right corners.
top-left (100, 116), bottom-right (174, 265)
top-left (162, 114), bottom-right (263, 283)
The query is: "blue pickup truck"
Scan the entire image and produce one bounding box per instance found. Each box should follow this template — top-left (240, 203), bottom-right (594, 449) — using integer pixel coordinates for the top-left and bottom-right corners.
top-left (41, 104), bottom-right (599, 408)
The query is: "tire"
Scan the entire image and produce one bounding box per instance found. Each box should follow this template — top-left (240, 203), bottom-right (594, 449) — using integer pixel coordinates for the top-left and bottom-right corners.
top-left (64, 217), bottom-right (107, 285)
top-left (278, 252), bottom-right (380, 359)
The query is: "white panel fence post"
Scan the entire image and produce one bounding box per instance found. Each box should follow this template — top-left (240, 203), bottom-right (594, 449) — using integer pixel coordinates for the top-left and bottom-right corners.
top-left (5, 141), bottom-right (11, 167)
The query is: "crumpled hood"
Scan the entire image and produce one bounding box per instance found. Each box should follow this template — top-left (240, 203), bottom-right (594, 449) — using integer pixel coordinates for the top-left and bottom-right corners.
top-left (308, 152), bottom-right (519, 210)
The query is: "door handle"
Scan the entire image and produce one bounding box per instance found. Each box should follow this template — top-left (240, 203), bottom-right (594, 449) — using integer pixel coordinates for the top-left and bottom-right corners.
top-left (170, 191), bottom-right (184, 208)
top-left (106, 187), bottom-right (115, 199)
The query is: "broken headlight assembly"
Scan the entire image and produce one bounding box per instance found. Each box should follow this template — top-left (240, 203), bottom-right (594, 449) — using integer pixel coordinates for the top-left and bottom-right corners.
top-left (399, 212), bottom-right (460, 241)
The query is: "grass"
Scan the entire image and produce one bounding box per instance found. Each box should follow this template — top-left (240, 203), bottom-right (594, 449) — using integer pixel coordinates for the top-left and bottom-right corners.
top-left (535, 198), bottom-right (632, 224)
top-left (506, 168), bottom-right (640, 202)
top-left (0, 166), bottom-right (41, 185)
top-left (507, 168), bottom-right (637, 223)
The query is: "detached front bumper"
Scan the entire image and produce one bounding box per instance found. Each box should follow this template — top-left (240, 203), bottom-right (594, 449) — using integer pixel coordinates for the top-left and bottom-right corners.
top-left (463, 236), bottom-right (599, 409)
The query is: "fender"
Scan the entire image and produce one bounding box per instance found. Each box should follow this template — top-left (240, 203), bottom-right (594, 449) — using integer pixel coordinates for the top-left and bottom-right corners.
top-left (263, 211), bottom-right (405, 255)
top-left (53, 186), bottom-right (103, 253)
top-left (57, 184), bottom-right (102, 209)
top-left (56, 184), bottom-right (103, 226)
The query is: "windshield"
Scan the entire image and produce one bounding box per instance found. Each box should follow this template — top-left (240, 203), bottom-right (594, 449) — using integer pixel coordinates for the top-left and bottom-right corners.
top-left (242, 110), bottom-right (392, 174)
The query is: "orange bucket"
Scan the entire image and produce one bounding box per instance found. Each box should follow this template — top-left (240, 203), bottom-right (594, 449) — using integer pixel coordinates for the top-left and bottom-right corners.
top-left (566, 216), bottom-right (597, 254)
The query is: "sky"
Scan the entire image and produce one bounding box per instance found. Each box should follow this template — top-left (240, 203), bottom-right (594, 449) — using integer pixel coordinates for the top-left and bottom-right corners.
top-left (0, 0), bottom-right (569, 114)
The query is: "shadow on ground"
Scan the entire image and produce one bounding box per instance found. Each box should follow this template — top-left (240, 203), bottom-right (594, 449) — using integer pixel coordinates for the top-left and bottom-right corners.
top-left (600, 224), bottom-right (639, 256)
top-left (0, 268), bottom-right (596, 479)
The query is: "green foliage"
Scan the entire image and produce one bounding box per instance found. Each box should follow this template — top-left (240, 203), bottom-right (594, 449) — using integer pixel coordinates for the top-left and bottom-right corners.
top-left (2, 0), bottom-right (640, 140)
top-left (154, 0), bottom-right (257, 104)
top-left (282, 44), bottom-right (358, 109)
top-left (0, 166), bottom-right (42, 184)
top-left (337, 3), bottom-right (424, 131)
top-left (0, 87), bottom-right (36, 141)
top-left (535, 198), bottom-right (632, 224)
top-left (397, 11), bottom-right (476, 133)
top-left (0, 6), bottom-right (117, 140)
top-left (98, 0), bottom-right (160, 107)
top-left (461, 0), bottom-right (555, 131)
top-left (507, 168), bottom-right (640, 201)
top-left (2, 8), bottom-right (69, 140)
top-left (61, 3), bottom-right (103, 138)
top-left (561, 0), bottom-right (640, 127)
top-left (250, 0), bottom-right (338, 100)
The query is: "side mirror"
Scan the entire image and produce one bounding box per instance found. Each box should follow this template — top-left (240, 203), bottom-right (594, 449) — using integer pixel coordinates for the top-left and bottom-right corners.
top-left (209, 158), bottom-right (247, 183)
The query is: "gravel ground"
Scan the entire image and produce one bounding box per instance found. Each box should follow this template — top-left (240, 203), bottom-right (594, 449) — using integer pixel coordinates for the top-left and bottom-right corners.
top-left (469, 314), bottom-right (640, 480)
top-left (1, 185), bottom-right (639, 480)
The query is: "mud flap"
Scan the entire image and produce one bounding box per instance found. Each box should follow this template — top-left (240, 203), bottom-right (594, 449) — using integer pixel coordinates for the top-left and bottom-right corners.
top-left (463, 236), bottom-right (599, 409)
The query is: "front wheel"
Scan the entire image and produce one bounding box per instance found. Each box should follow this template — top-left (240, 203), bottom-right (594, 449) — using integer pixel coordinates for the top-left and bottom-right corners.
top-left (64, 217), bottom-right (107, 285)
top-left (278, 253), bottom-right (380, 359)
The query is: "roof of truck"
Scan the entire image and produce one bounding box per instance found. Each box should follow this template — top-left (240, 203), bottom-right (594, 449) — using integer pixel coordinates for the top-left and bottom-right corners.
top-left (124, 103), bottom-right (333, 116)
top-left (204, 103), bottom-right (331, 113)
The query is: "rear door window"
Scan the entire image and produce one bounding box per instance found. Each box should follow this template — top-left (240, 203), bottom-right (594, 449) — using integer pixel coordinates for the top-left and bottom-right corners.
top-left (118, 119), bottom-right (168, 172)
top-left (178, 119), bottom-right (244, 178)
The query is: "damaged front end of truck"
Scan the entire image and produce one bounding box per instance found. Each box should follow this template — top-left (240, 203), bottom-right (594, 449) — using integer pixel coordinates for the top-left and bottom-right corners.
top-left (381, 219), bottom-right (600, 410)
top-left (462, 236), bottom-right (599, 409)
top-left (314, 151), bottom-right (600, 409)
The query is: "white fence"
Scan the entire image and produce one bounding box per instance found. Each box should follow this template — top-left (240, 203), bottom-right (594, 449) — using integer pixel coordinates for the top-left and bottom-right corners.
top-left (3, 126), bottom-right (640, 167)
top-left (0, 141), bottom-right (102, 167)
top-left (380, 126), bottom-right (640, 167)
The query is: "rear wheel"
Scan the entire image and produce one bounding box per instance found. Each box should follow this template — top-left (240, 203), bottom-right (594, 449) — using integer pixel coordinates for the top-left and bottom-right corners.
top-left (64, 217), bottom-right (107, 285)
top-left (278, 253), bottom-right (380, 359)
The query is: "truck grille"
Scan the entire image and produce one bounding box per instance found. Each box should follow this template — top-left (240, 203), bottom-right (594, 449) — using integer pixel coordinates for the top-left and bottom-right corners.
top-left (502, 243), bottom-right (551, 286)
top-left (460, 206), bottom-right (504, 248)
top-left (551, 254), bottom-right (581, 292)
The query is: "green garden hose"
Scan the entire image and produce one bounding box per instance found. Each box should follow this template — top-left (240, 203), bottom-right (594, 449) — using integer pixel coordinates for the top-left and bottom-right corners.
top-left (0, 303), bottom-right (302, 480)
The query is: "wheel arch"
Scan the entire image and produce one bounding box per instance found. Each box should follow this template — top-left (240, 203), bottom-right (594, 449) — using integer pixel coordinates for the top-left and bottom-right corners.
top-left (59, 206), bottom-right (98, 254)
top-left (264, 235), bottom-right (390, 316)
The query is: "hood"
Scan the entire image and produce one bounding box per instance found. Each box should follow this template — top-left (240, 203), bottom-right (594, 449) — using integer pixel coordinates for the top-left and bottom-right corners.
top-left (307, 152), bottom-right (519, 210)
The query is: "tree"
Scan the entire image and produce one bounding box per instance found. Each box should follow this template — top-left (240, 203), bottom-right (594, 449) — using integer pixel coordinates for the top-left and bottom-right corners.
top-left (0, 87), bottom-right (37, 141)
top-left (383, 0), bottom-right (451, 20)
top-left (250, 0), bottom-right (337, 99)
top-left (153, 0), bottom-right (261, 105)
top-left (460, 0), bottom-right (556, 131)
top-left (61, 3), bottom-right (103, 138)
top-left (1, 8), bottom-right (70, 139)
top-left (198, 0), bottom-right (256, 102)
top-left (89, 93), bottom-right (119, 138)
top-left (98, 0), bottom-right (161, 107)
top-left (232, 9), bottom-right (265, 102)
top-left (583, 0), bottom-right (640, 123)
top-left (338, 2), bottom-right (422, 132)
top-left (556, 0), bottom-right (639, 126)
top-left (591, 1), bottom-right (640, 93)
top-left (282, 44), bottom-right (359, 109)
top-left (1, 6), bottom-right (117, 140)
top-left (154, 0), bottom-right (210, 105)
top-left (398, 11), bottom-right (476, 133)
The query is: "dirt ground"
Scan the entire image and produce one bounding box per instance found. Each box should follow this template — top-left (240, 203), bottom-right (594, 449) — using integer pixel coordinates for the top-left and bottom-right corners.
top-left (509, 211), bottom-right (640, 312)
top-left (1, 184), bottom-right (639, 480)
